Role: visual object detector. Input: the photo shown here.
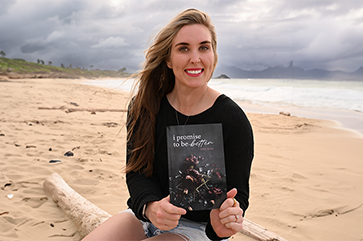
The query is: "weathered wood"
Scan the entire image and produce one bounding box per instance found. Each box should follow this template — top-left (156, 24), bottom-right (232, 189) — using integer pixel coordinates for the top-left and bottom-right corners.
top-left (241, 218), bottom-right (288, 241)
top-left (43, 173), bottom-right (288, 241)
top-left (43, 173), bottom-right (111, 238)
top-left (38, 106), bottom-right (126, 113)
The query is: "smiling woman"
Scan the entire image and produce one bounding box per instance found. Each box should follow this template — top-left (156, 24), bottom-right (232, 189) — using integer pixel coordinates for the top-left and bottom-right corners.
top-left (82, 8), bottom-right (254, 241)
top-left (167, 24), bottom-right (215, 96)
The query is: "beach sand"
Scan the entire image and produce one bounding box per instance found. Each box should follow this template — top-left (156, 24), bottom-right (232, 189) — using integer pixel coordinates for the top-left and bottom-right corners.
top-left (1, 78), bottom-right (362, 241)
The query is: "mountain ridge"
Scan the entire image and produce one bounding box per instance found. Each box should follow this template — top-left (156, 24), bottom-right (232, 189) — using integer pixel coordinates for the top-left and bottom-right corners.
top-left (214, 61), bottom-right (363, 80)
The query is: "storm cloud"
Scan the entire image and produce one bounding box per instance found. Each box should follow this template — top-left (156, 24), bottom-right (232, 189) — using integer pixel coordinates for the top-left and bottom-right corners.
top-left (1, 0), bottom-right (363, 74)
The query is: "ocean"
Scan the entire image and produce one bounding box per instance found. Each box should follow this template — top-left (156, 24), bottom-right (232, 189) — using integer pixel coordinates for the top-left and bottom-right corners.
top-left (83, 78), bottom-right (363, 136)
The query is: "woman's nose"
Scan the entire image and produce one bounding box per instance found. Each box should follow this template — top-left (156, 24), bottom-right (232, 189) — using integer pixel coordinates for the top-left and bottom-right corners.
top-left (190, 51), bottom-right (201, 63)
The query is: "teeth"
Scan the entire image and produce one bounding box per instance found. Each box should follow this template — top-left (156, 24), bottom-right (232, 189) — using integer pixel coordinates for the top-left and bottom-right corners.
top-left (187, 69), bottom-right (202, 74)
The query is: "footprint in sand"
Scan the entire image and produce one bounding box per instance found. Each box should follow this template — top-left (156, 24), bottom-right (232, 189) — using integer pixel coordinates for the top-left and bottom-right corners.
top-left (21, 196), bottom-right (49, 208)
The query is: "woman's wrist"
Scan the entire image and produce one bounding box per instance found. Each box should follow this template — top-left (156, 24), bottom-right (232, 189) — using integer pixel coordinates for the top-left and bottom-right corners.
top-left (142, 203), bottom-right (148, 220)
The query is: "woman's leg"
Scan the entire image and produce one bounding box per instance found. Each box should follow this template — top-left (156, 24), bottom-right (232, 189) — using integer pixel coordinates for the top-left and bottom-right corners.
top-left (82, 212), bottom-right (147, 241)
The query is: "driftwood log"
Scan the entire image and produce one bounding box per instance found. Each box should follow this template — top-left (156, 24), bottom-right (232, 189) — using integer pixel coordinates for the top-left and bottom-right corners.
top-left (43, 173), bottom-right (111, 238)
top-left (241, 219), bottom-right (288, 241)
top-left (38, 106), bottom-right (126, 113)
top-left (43, 173), bottom-right (288, 241)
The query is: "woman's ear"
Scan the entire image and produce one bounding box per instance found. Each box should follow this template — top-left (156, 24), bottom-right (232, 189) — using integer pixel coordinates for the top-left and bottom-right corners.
top-left (166, 59), bottom-right (172, 69)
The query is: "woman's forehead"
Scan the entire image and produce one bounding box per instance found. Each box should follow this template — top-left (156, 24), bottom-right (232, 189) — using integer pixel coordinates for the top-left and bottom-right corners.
top-left (172, 24), bottom-right (212, 46)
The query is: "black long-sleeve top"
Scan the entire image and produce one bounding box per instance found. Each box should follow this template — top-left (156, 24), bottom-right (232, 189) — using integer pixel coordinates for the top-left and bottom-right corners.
top-left (126, 94), bottom-right (254, 240)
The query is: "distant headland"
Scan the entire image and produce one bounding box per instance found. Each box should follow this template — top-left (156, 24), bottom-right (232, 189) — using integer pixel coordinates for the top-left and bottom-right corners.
top-left (215, 74), bottom-right (230, 79)
top-left (214, 61), bottom-right (363, 80)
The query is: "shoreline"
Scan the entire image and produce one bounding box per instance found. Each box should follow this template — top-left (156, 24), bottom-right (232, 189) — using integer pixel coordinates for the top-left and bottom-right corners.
top-left (1, 78), bottom-right (363, 241)
top-left (82, 78), bottom-right (363, 137)
top-left (237, 100), bottom-right (363, 138)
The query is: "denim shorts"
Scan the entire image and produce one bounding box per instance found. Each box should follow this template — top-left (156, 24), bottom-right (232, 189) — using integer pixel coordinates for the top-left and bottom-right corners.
top-left (121, 209), bottom-right (228, 241)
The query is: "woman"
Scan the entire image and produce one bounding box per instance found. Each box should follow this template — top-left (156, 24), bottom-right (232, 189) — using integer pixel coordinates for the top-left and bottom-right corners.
top-left (83, 8), bottom-right (253, 241)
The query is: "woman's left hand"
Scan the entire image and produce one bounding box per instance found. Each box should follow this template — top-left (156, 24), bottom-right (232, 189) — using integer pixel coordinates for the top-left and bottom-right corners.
top-left (210, 188), bottom-right (243, 238)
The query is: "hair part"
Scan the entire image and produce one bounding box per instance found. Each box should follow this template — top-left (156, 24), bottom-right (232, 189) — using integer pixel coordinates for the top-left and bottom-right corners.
top-left (126, 9), bottom-right (218, 177)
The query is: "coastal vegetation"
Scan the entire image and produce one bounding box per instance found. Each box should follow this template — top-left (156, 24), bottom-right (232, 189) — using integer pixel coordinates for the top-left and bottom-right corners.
top-left (0, 56), bottom-right (131, 80)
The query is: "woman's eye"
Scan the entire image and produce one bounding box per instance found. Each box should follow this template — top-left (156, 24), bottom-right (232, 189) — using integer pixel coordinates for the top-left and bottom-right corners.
top-left (200, 45), bottom-right (210, 51)
top-left (178, 46), bottom-right (188, 52)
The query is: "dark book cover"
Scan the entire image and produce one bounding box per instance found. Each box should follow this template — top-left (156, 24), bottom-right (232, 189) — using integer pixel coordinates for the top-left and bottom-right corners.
top-left (166, 123), bottom-right (227, 211)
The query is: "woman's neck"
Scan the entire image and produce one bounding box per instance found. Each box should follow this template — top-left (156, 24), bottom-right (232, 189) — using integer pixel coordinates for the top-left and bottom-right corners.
top-left (167, 85), bottom-right (221, 116)
top-left (167, 85), bottom-right (209, 116)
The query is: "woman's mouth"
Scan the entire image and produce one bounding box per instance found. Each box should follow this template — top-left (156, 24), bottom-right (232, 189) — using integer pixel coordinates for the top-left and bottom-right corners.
top-left (185, 68), bottom-right (204, 76)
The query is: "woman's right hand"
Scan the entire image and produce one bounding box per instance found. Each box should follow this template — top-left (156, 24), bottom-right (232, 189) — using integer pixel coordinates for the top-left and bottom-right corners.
top-left (145, 196), bottom-right (187, 231)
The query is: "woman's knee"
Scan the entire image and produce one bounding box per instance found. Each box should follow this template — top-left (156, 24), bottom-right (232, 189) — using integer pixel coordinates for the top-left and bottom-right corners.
top-left (83, 212), bottom-right (146, 241)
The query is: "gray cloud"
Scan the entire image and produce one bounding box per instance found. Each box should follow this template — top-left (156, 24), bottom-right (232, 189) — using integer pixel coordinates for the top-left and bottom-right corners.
top-left (1, 0), bottom-right (362, 73)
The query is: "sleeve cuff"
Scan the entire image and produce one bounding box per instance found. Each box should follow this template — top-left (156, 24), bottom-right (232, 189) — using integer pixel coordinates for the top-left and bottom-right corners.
top-left (135, 195), bottom-right (160, 222)
top-left (205, 221), bottom-right (230, 241)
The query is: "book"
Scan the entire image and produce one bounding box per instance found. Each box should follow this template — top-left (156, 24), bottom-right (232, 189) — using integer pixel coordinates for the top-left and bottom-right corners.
top-left (166, 123), bottom-right (227, 211)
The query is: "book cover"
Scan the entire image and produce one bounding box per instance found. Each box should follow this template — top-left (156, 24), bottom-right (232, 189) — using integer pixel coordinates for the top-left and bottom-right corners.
top-left (166, 123), bottom-right (227, 211)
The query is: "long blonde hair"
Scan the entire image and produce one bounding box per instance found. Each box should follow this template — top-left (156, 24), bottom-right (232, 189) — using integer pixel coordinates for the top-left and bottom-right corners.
top-left (126, 9), bottom-right (218, 177)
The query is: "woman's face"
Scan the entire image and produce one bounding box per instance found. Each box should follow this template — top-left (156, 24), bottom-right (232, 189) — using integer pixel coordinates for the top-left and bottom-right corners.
top-left (167, 24), bottom-right (215, 91)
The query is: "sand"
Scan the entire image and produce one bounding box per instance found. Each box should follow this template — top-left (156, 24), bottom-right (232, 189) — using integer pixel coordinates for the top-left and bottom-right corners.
top-left (0, 78), bottom-right (362, 241)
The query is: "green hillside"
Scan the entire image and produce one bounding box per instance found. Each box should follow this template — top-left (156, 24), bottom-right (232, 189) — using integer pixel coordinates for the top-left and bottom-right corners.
top-left (0, 57), bottom-right (131, 79)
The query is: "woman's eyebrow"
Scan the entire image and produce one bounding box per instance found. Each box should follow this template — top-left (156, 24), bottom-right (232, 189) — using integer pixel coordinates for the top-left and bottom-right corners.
top-left (175, 42), bottom-right (189, 47)
top-left (174, 40), bottom-right (211, 47)
top-left (200, 40), bottom-right (211, 45)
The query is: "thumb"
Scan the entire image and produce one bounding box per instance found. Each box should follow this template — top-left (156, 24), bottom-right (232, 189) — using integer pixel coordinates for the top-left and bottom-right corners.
top-left (219, 188), bottom-right (238, 211)
top-left (166, 195), bottom-right (187, 215)
top-left (227, 188), bottom-right (237, 199)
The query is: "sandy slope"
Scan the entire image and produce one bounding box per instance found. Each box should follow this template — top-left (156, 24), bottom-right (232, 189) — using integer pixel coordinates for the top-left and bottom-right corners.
top-left (0, 78), bottom-right (362, 241)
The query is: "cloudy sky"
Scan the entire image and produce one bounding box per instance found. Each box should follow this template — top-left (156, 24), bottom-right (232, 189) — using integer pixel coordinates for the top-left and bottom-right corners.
top-left (1, 0), bottom-right (363, 74)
